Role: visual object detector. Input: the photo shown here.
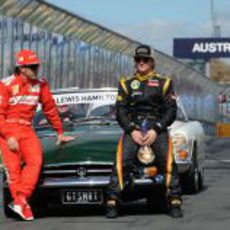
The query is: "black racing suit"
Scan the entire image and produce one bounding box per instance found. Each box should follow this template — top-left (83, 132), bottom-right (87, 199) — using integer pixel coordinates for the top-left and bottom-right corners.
top-left (107, 70), bottom-right (181, 203)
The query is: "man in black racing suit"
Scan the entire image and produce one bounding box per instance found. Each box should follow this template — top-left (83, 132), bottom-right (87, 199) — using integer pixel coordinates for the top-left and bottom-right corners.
top-left (106, 45), bottom-right (183, 218)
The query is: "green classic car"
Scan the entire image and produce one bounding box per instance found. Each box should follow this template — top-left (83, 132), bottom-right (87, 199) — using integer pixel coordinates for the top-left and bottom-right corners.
top-left (3, 88), bottom-right (205, 217)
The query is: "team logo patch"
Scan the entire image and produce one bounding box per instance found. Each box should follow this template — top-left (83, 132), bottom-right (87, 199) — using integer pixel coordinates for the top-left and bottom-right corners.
top-left (147, 79), bottom-right (159, 87)
top-left (131, 80), bottom-right (140, 89)
top-left (12, 85), bottom-right (19, 95)
top-left (116, 95), bottom-right (123, 102)
top-left (19, 56), bottom-right (24, 62)
top-left (9, 95), bottom-right (39, 105)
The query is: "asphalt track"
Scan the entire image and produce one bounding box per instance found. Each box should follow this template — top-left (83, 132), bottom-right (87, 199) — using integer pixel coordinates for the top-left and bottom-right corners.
top-left (0, 137), bottom-right (230, 230)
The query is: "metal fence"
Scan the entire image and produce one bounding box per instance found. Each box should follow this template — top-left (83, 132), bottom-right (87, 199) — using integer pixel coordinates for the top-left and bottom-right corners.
top-left (0, 0), bottom-right (225, 133)
top-left (0, 16), bottom-right (134, 90)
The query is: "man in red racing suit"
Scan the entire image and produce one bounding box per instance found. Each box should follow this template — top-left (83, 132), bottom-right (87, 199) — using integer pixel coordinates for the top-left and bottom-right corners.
top-left (0, 49), bottom-right (75, 221)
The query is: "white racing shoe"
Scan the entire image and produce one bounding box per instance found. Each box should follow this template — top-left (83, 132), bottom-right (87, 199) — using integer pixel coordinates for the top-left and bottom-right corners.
top-left (8, 201), bottom-right (34, 221)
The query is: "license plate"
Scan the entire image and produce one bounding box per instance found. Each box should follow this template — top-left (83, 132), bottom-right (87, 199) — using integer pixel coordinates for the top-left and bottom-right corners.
top-left (62, 190), bottom-right (103, 204)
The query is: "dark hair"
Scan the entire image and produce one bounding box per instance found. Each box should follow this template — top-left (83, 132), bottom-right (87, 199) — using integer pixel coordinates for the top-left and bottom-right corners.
top-left (13, 67), bottom-right (21, 75)
top-left (151, 59), bottom-right (155, 69)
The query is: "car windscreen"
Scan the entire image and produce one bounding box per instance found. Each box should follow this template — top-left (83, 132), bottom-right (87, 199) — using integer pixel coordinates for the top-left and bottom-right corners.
top-left (176, 105), bottom-right (187, 121)
top-left (33, 104), bottom-right (116, 131)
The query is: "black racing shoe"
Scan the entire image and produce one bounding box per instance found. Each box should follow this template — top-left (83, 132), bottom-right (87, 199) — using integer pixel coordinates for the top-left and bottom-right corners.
top-left (168, 205), bottom-right (183, 218)
top-left (106, 200), bottom-right (118, 218)
top-left (168, 198), bottom-right (183, 218)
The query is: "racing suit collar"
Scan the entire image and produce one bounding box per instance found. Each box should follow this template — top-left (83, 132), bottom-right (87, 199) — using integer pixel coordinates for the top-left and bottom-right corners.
top-left (135, 70), bottom-right (158, 81)
top-left (15, 74), bottom-right (27, 84)
top-left (16, 74), bottom-right (38, 85)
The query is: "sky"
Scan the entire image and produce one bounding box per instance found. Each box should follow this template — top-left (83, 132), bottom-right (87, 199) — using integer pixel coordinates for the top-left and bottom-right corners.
top-left (46, 0), bottom-right (230, 55)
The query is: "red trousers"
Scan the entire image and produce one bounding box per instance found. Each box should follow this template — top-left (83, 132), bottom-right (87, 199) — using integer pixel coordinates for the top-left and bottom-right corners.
top-left (0, 124), bottom-right (43, 200)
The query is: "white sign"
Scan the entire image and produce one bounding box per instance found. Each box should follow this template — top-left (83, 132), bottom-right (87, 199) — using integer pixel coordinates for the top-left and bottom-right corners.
top-left (53, 92), bottom-right (118, 105)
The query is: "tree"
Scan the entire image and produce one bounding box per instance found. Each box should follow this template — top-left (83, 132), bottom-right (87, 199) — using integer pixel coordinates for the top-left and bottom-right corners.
top-left (210, 59), bottom-right (230, 83)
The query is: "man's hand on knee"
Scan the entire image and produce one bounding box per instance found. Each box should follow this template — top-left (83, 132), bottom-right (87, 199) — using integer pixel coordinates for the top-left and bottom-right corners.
top-left (7, 137), bottom-right (19, 151)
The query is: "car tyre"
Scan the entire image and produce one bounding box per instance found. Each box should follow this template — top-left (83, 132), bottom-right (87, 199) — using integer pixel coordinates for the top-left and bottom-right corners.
top-left (181, 147), bottom-right (199, 194)
top-left (198, 168), bottom-right (204, 190)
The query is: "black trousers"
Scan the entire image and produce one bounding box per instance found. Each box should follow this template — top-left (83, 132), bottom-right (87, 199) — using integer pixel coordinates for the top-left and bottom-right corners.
top-left (107, 131), bottom-right (182, 201)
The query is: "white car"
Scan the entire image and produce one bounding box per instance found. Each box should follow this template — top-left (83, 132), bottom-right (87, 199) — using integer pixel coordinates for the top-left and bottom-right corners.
top-left (170, 98), bottom-right (205, 193)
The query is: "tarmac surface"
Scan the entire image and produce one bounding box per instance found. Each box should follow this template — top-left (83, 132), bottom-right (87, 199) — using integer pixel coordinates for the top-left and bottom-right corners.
top-left (0, 137), bottom-right (230, 230)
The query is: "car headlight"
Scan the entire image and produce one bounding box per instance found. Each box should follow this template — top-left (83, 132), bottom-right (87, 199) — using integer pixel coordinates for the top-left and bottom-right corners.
top-left (172, 134), bottom-right (189, 161)
top-left (137, 145), bottom-right (155, 165)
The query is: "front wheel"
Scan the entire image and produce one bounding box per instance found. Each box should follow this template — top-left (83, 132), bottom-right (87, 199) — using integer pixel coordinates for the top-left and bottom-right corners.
top-left (181, 149), bottom-right (199, 194)
top-left (198, 168), bottom-right (204, 191)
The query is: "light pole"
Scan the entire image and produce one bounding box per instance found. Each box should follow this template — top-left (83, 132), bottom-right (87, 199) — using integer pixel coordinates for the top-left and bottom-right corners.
top-left (210, 0), bottom-right (221, 38)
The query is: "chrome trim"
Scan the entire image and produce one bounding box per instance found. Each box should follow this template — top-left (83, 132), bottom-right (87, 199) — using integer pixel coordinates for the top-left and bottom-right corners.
top-left (38, 177), bottom-right (157, 188)
top-left (134, 178), bottom-right (156, 186)
top-left (87, 169), bottom-right (112, 173)
top-left (76, 167), bottom-right (87, 177)
top-left (44, 161), bottom-right (114, 168)
top-left (175, 159), bottom-right (192, 164)
top-left (42, 169), bottom-right (113, 175)
top-left (39, 176), bottom-right (110, 188)
top-left (43, 170), bottom-right (76, 174)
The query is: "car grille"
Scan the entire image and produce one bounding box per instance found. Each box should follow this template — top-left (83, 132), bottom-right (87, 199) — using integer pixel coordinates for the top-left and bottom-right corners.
top-left (40, 164), bottom-right (113, 179)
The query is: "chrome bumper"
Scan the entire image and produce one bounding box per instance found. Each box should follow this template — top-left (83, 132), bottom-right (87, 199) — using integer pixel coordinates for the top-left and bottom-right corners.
top-left (37, 176), bottom-right (162, 188)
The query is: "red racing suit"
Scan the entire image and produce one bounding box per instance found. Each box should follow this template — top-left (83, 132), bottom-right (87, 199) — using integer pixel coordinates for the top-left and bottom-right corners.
top-left (0, 74), bottom-right (63, 200)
